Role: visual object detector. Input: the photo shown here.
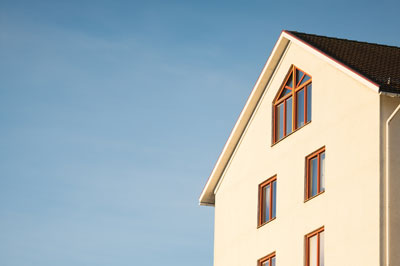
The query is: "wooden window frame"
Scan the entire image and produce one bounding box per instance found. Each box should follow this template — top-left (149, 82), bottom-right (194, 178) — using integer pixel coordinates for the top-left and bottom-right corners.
top-left (305, 227), bottom-right (324, 266)
top-left (258, 175), bottom-right (277, 227)
top-left (305, 147), bottom-right (325, 201)
top-left (258, 251), bottom-right (276, 266)
top-left (273, 65), bottom-right (312, 144)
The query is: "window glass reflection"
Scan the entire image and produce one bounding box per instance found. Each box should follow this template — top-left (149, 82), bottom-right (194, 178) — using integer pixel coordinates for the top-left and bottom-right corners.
top-left (287, 74), bottom-right (293, 88)
top-left (319, 231), bottom-right (324, 266)
top-left (296, 69), bottom-right (304, 85)
top-left (309, 235), bottom-right (318, 266)
top-left (286, 97), bottom-right (293, 135)
top-left (307, 84), bottom-right (312, 122)
top-left (263, 185), bottom-right (271, 223)
top-left (277, 103), bottom-right (284, 140)
top-left (300, 74), bottom-right (311, 86)
top-left (272, 181), bottom-right (276, 219)
top-left (310, 157), bottom-right (318, 197)
top-left (297, 89), bottom-right (305, 127)
top-left (280, 87), bottom-right (291, 98)
top-left (320, 152), bottom-right (325, 192)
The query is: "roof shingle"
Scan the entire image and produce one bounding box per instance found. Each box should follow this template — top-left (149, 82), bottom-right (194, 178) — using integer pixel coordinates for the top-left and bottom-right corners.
top-left (286, 31), bottom-right (400, 94)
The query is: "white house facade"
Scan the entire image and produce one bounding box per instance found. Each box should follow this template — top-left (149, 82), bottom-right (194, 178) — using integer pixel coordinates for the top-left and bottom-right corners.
top-left (200, 31), bottom-right (400, 266)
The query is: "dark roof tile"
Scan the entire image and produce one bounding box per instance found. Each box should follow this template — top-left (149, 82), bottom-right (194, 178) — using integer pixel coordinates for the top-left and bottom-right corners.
top-left (286, 31), bottom-right (400, 93)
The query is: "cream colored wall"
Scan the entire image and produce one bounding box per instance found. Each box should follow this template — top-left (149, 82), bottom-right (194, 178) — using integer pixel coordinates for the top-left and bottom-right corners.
top-left (213, 42), bottom-right (381, 266)
top-left (381, 95), bottom-right (400, 265)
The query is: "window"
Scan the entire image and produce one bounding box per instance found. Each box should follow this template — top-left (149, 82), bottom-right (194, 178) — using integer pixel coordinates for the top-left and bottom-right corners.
top-left (306, 147), bottom-right (325, 200)
top-left (258, 252), bottom-right (276, 266)
top-left (273, 66), bottom-right (312, 143)
top-left (258, 176), bottom-right (277, 227)
top-left (305, 227), bottom-right (324, 266)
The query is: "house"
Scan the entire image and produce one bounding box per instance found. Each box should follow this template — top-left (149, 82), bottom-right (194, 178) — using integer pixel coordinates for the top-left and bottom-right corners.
top-left (199, 31), bottom-right (400, 266)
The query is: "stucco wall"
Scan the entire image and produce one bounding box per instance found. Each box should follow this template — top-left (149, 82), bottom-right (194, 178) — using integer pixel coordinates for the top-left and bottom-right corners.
top-left (213, 42), bottom-right (381, 266)
top-left (381, 95), bottom-right (400, 265)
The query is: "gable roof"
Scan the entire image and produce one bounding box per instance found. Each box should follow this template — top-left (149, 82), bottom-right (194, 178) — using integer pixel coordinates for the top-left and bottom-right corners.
top-left (199, 31), bottom-right (400, 206)
top-left (287, 31), bottom-right (400, 93)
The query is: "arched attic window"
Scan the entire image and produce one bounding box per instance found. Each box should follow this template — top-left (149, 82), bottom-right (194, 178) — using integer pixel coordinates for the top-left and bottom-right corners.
top-left (273, 65), bottom-right (312, 143)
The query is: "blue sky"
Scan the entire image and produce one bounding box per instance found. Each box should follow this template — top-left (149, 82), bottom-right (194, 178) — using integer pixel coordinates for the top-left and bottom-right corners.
top-left (0, 0), bottom-right (399, 265)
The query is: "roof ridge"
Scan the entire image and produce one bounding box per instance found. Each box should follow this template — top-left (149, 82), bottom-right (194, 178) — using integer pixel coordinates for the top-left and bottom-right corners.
top-left (286, 30), bottom-right (400, 50)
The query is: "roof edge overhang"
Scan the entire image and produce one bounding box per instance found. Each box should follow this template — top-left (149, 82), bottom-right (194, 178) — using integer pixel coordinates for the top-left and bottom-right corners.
top-left (199, 30), bottom-right (381, 206)
top-left (283, 31), bottom-right (381, 93)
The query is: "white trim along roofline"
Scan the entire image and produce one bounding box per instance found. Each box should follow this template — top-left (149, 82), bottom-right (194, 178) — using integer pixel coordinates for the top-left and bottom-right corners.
top-left (199, 30), bottom-right (381, 206)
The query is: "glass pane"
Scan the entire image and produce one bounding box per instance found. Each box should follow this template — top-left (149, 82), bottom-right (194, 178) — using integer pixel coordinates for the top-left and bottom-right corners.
top-left (286, 97), bottom-right (293, 135)
top-left (309, 157), bottom-right (318, 197)
top-left (276, 103), bottom-right (284, 140)
top-left (271, 257), bottom-right (276, 266)
top-left (296, 69), bottom-right (304, 85)
top-left (286, 73), bottom-right (293, 88)
top-left (319, 231), bottom-right (325, 266)
top-left (263, 185), bottom-right (271, 222)
top-left (309, 235), bottom-right (318, 266)
top-left (320, 152), bottom-right (325, 192)
top-left (300, 74), bottom-right (311, 86)
top-left (296, 89), bottom-right (305, 128)
top-left (307, 84), bottom-right (312, 122)
top-left (279, 87), bottom-right (292, 98)
top-left (262, 261), bottom-right (269, 266)
top-left (272, 180), bottom-right (276, 219)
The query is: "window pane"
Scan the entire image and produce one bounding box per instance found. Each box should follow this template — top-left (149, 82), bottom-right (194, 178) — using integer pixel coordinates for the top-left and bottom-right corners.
top-left (319, 231), bottom-right (325, 266)
top-left (300, 74), bottom-right (311, 86)
top-left (276, 104), bottom-right (284, 140)
top-left (310, 157), bottom-right (318, 197)
top-left (263, 185), bottom-right (271, 222)
top-left (262, 261), bottom-right (269, 266)
top-left (271, 257), bottom-right (276, 266)
top-left (309, 235), bottom-right (318, 266)
top-left (307, 84), bottom-right (312, 122)
top-left (272, 181), bottom-right (276, 219)
top-left (280, 87), bottom-right (292, 98)
top-left (320, 152), bottom-right (325, 192)
top-left (296, 69), bottom-right (304, 85)
top-left (286, 97), bottom-right (293, 135)
top-left (296, 89), bottom-right (305, 128)
top-left (286, 73), bottom-right (293, 88)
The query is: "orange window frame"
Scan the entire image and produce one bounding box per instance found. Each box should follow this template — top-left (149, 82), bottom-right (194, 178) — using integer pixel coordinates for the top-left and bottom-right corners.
top-left (273, 65), bottom-right (312, 143)
top-left (258, 251), bottom-right (276, 266)
top-left (305, 227), bottom-right (324, 266)
top-left (305, 147), bottom-right (325, 200)
top-left (258, 176), bottom-right (277, 227)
